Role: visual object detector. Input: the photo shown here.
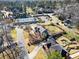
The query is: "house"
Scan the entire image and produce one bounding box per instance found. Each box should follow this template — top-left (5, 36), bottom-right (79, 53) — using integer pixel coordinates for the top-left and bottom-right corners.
top-left (14, 17), bottom-right (38, 24)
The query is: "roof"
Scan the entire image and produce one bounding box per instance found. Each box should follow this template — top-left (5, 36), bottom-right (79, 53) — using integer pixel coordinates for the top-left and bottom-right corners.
top-left (15, 18), bottom-right (37, 23)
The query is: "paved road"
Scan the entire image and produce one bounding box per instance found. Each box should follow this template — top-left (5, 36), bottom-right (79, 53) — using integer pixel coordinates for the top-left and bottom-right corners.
top-left (15, 27), bottom-right (29, 59)
top-left (29, 44), bottom-right (42, 59)
top-left (15, 27), bottom-right (25, 47)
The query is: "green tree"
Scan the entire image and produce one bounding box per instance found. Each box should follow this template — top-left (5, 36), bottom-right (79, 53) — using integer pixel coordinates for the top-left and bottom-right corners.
top-left (0, 13), bottom-right (3, 21)
top-left (52, 1), bottom-right (57, 9)
top-left (76, 22), bottom-right (79, 30)
top-left (48, 51), bottom-right (64, 59)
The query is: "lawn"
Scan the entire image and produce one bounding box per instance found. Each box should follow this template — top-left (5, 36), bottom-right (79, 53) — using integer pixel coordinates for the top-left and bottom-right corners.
top-left (64, 31), bottom-right (79, 42)
top-left (10, 29), bottom-right (17, 41)
top-left (44, 25), bottom-right (63, 34)
top-left (64, 31), bottom-right (74, 39)
top-left (75, 35), bottom-right (79, 42)
top-left (34, 48), bottom-right (47, 59)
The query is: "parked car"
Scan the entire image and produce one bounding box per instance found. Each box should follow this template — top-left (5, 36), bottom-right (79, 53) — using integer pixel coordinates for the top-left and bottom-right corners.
top-left (64, 19), bottom-right (75, 28)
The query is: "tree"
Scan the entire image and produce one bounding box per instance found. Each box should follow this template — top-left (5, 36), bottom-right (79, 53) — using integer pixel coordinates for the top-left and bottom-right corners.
top-left (0, 13), bottom-right (3, 21)
top-left (76, 22), bottom-right (79, 30)
top-left (76, 0), bottom-right (79, 3)
top-left (48, 51), bottom-right (64, 59)
top-left (52, 1), bottom-right (57, 9)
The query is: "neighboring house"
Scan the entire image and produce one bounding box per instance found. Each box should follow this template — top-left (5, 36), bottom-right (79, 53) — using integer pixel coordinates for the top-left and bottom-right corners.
top-left (1, 10), bottom-right (13, 18)
top-left (37, 8), bottom-right (54, 14)
top-left (43, 9), bottom-right (54, 13)
top-left (64, 19), bottom-right (75, 28)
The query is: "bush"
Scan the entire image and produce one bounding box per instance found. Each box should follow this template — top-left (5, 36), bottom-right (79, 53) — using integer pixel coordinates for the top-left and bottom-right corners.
top-left (75, 35), bottom-right (79, 42)
top-left (48, 51), bottom-right (64, 59)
